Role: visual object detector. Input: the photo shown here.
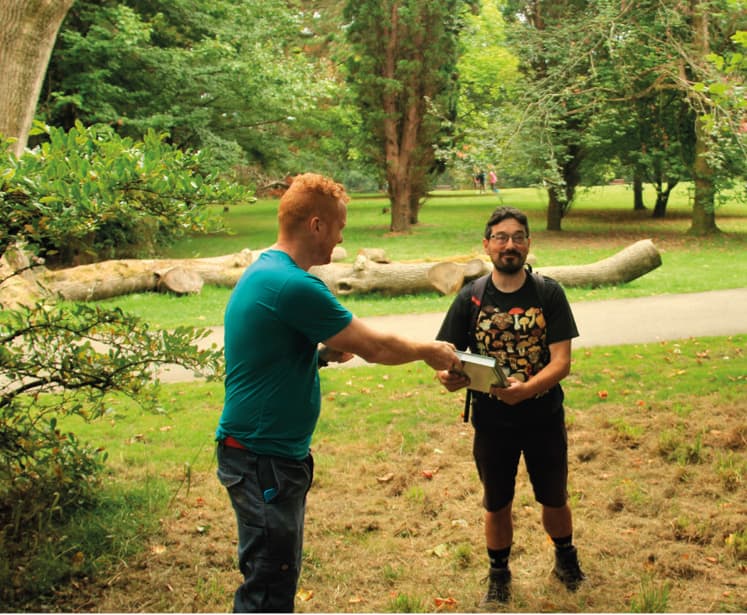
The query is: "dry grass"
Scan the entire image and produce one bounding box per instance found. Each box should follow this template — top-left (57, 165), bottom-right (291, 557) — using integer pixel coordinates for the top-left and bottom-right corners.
top-left (59, 390), bottom-right (747, 613)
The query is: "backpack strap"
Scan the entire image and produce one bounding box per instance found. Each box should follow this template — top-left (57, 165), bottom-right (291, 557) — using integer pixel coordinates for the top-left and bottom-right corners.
top-left (463, 274), bottom-right (491, 423)
top-left (462, 266), bottom-right (548, 423)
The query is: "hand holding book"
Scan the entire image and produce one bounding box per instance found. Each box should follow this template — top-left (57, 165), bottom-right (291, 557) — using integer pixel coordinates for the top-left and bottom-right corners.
top-left (450, 350), bottom-right (509, 394)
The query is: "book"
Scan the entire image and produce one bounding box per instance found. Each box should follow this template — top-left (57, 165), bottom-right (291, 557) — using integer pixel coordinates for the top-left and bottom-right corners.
top-left (451, 350), bottom-right (509, 393)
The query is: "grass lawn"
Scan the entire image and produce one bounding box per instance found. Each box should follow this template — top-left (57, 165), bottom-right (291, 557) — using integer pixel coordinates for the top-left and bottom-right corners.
top-left (37, 335), bottom-right (747, 613)
top-left (7, 183), bottom-right (747, 612)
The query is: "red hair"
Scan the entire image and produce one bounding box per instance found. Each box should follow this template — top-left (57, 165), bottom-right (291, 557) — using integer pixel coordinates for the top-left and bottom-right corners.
top-left (278, 173), bottom-right (349, 231)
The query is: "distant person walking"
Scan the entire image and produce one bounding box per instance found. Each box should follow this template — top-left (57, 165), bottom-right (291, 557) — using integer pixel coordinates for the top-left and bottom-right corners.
top-left (488, 169), bottom-right (498, 193)
top-left (475, 169), bottom-right (487, 194)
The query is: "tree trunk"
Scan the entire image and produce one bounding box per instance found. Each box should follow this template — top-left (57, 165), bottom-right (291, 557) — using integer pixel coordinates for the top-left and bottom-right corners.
top-left (687, 0), bottom-right (719, 236)
top-left (689, 115), bottom-right (719, 234)
top-left (633, 172), bottom-right (646, 210)
top-left (322, 255), bottom-right (441, 296)
top-left (388, 173), bottom-right (412, 233)
top-left (652, 181), bottom-right (677, 218)
top-left (546, 187), bottom-right (564, 231)
top-left (0, 0), bottom-right (74, 156)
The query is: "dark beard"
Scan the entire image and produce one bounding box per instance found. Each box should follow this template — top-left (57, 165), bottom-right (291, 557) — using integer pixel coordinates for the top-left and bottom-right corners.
top-left (494, 250), bottom-right (525, 274)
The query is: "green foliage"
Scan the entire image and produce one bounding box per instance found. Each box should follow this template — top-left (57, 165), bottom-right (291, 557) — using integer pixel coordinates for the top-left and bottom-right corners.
top-left (44, 0), bottom-right (338, 177)
top-left (1, 475), bottom-right (169, 609)
top-left (344, 0), bottom-right (476, 228)
top-left (0, 294), bottom-right (223, 605)
top-left (1, 122), bottom-right (243, 264)
top-left (726, 529), bottom-right (747, 561)
top-left (629, 575), bottom-right (671, 612)
top-left (460, 1), bottom-right (746, 227)
top-left (451, 2), bottom-right (521, 183)
top-left (386, 592), bottom-right (426, 613)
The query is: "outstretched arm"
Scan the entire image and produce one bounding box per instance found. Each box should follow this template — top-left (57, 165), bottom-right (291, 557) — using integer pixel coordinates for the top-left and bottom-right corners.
top-left (324, 317), bottom-right (458, 371)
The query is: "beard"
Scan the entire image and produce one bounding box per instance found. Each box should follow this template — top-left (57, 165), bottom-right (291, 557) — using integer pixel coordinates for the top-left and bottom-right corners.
top-left (493, 250), bottom-right (525, 274)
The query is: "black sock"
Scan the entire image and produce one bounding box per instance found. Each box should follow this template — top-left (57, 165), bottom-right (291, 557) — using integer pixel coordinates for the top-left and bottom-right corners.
top-left (488, 546), bottom-right (511, 570)
top-left (551, 534), bottom-right (574, 552)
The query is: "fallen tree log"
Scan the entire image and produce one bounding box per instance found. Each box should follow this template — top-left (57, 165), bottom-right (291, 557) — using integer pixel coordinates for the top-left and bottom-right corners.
top-left (0, 240), bottom-right (662, 306)
top-left (313, 255), bottom-right (442, 296)
top-left (39, 250), bottom-right (255, 301)
top-left (426, 239), bottom-right (661, 294)
top-left (535, 238), bottom-right (662, 287)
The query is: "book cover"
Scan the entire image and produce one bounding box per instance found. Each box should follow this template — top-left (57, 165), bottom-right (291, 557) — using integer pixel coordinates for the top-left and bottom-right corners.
top-left (452, 350), bottom-right (509, 393)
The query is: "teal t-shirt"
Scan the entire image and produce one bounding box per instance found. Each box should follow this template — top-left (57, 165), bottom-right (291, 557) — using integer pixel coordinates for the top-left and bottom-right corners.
top-left (216, 250), bottom-right (353, 459)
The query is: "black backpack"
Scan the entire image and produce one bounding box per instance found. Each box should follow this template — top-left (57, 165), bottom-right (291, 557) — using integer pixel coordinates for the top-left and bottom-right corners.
top-left (461, 266), bottom-right (549, 423)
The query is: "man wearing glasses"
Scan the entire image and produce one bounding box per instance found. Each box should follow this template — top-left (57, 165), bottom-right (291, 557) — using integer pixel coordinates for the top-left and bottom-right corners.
top-left (436, 206), bottom-right (585, 606)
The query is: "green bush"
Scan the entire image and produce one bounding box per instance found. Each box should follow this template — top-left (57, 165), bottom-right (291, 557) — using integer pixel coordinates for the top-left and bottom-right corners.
top-left (1, 122), bottom-right (245, 265)
top-left (0, 296), bottom-right (223, 606)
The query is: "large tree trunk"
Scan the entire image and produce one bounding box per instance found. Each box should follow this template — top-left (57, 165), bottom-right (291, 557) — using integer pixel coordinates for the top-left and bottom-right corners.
top-left (0, 0), bottom-right (74, 156)
top-left (689, 115), bottom-right (719, 234)
top-left (534, 239), bottom-right (662, 287)
top-left (687, 0), bottom-right (719, 235)
top-left (316, 255), bottom-right (441, 296)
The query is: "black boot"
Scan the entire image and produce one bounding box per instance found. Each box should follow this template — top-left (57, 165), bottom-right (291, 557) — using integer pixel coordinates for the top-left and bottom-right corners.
top-left (480, 567), bottom-right (511, 607)
top-left (553, 545), bottom-right (586, 591)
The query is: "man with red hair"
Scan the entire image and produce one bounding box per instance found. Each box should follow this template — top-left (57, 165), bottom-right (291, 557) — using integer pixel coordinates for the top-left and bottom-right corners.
top-left (215, 173), bottom-right (458, 612)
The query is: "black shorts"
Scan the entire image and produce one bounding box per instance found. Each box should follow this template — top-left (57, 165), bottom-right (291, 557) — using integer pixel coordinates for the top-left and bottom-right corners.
top-left (472, 408), bottom-right (568, 511)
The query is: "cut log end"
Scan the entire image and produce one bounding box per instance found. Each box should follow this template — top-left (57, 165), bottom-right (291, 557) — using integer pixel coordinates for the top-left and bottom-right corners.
top-left (156, 268), bottom-right (204, 295)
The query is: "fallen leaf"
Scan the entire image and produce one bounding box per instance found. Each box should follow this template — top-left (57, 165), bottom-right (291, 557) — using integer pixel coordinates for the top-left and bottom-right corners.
top-left (150, 544), bottom-right (167, 555)
top-left (296, 588), bottom-right (314, 602)
top-left (430, 543), bottom-right (449, 558)
top-left (159, 425), bottom-right (173, 432)
top-left (598, 390), bottom-right (608, 399)
top-left (348, 596), bottom-right (363, 604)
top-left (376, 472), bottom-right (395, 483)
top-left (435, 596), bottom-right (457, 608)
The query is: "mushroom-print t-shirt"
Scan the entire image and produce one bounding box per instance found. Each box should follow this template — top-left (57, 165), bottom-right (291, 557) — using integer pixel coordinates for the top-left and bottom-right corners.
top-left (437, 273), bottom-right (578, 421)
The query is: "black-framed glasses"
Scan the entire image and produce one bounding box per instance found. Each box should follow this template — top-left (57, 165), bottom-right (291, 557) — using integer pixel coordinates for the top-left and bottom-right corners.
top-left (489, 232), bottom-right (528, 245)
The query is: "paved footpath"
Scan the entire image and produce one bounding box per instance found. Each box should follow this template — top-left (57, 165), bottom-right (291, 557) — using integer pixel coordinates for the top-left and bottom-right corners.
top-left (159, 288), bottom-right (747, 380)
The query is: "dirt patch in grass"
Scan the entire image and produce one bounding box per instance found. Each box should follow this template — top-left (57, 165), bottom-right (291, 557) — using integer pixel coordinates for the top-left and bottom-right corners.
top-left (57, 393), bottom-right (747, 613)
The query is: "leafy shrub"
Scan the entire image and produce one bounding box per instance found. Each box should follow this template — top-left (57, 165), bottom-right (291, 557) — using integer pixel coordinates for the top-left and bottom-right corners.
top-left (0, 294), bottom-right (223, 606)
top-left (1, 122), bottom-right (245, 265)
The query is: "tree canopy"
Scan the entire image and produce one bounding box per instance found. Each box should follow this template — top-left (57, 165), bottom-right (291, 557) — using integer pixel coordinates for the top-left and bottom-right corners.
top-left (344, 0), bottom-right (478, 232)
